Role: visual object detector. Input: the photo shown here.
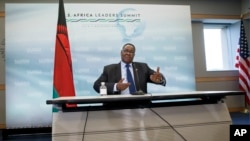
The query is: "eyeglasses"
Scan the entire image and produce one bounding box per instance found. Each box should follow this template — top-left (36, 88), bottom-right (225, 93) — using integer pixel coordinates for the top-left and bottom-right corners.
top-left (122, 49), bottom-right (135, 54)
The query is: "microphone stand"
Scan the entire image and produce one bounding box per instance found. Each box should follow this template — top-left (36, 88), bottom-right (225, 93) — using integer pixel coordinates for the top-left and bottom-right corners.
top-left (133, 64), bottom-right (145, 95)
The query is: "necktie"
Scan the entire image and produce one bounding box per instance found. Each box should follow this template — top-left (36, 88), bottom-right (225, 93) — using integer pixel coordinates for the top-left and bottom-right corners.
top-left (126, 64), bottom-right (136, 94)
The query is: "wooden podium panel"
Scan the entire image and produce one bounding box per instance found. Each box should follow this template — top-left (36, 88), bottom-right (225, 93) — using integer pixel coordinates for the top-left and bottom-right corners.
top-left (52, 103), bottom-right (231, 141)
top-left (152, 102), bottom-right (231, 125)
top-left (85, 109), bottom-right (167, 132)
top-left (176, 123), bottom-right (230, 141)
top-left (52, 112), bottom-right (87, 135)
top-left (152, 103), bottom-right (231, 141)
top-left (84, 128), bottom-right (185, 141)
top-left (47, 91), bottom-right (244, 141)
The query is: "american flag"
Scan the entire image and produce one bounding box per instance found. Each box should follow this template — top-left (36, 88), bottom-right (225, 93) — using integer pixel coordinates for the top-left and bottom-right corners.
top-left (235, 19), bottom-right (250, 105)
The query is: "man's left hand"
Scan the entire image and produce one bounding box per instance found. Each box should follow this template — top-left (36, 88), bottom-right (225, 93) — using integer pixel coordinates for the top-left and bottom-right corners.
top-left (150, 67), bottom-right (163, 83)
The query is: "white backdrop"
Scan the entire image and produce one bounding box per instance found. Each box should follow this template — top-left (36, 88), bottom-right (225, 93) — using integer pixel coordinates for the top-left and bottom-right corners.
top-left (6, 3), bottom-right (195, 128)
top-left (0, 17), bottom-right (4, 84)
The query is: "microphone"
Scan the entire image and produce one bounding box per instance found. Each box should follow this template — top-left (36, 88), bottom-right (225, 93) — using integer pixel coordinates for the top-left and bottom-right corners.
top-left (132, 64), bottom-right (145, 95)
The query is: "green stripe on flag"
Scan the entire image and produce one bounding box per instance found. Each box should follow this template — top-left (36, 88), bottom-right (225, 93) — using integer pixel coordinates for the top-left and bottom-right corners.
top-left (52, 87), bottom-right (59, 112)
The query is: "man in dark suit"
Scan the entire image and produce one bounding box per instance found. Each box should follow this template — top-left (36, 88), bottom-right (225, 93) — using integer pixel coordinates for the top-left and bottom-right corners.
top-left (93, 43), bottom-right (166, 95)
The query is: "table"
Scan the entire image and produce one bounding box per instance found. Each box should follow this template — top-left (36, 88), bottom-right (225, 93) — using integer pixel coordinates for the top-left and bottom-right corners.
top-left (46, 91), bottom-right (244, 141)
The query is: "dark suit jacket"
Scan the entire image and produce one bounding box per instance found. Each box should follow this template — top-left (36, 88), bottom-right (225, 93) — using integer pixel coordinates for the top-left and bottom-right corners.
top-left (93, 62), bottom-right (166, 94)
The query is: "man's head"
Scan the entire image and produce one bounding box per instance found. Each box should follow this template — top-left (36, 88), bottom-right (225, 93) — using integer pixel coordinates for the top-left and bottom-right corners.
top-left (121, 43), bottom-right (136, 64)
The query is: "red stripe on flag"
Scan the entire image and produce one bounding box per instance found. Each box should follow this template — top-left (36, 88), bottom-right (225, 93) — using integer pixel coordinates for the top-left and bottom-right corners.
top-left (53, 0), bottom-right (76, 107)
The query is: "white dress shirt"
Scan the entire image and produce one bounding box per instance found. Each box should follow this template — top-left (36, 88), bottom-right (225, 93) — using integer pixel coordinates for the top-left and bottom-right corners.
top-left (113, 61), bottom-right (136, 94)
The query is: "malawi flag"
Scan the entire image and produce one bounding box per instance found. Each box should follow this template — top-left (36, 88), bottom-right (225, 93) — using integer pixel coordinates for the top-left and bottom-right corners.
top-left (53, 0), bottom-right (76, 107)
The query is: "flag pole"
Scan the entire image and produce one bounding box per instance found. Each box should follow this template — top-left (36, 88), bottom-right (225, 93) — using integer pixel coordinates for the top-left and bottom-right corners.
top-left (242, 95), bottom-right (249, 113)
top-left (242, 105), bottom-right (249, 114)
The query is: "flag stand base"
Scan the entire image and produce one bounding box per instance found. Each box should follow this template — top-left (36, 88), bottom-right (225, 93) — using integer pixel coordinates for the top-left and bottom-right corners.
top-left (241, 108), bottom-right (249, 114)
